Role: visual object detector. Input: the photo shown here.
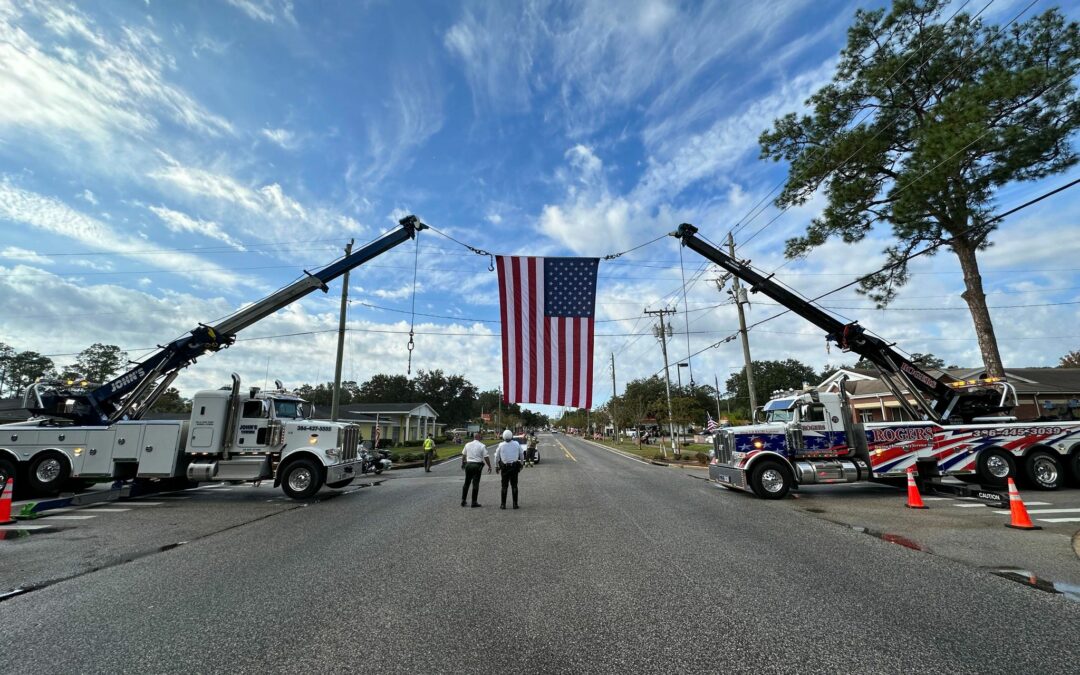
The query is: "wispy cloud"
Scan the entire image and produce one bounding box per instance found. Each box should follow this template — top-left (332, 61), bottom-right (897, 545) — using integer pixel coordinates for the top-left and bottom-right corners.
top-left (150, 152), bottom-right (365, 242)
top-left (224, 0), bottom-right (297, 25)
top-left (0, 2), bottom-right (232, 161)
top-left (149, 205), bottom-right (246, 250)
top-left (1, 246), bottom-right (53, 265)
top-left (0, 180), bottom-right (245, 289)
top-left (260, 127), bottom-right (299, 150)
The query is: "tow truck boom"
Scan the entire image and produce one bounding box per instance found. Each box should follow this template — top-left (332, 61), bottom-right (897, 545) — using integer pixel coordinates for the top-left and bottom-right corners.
top-left (673, 223), bottom-right (1009, 424)
top-left (29, 216), bottom-right (426, 426)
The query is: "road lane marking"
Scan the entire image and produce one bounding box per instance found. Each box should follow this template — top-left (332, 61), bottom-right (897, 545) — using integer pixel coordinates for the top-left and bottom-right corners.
top-left (0, 524), bottom-right (52, 531)
top-left (83, 508), bottom-right (131, 513)
top-left (921, 497), bottom-right (951, 501)
top-left (993, 508), bottom-right (1080, 515)
top-left (577, 438), bottom-right (651, 465)
top-left (1036, 517), bottom-right (1080, 523)
top-left (1022, 501), bottom-right (1051, 506)
top-left (43, 515), bottom-right (96, 520)
top-left (552, 437), bottom-right (577, 461)
top-left (124, 502), bottom-right (164, 506)
top-left (954, 503), bottom-right (989, 508)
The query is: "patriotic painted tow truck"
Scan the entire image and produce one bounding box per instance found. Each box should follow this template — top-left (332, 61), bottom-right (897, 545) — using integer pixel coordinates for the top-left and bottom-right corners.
top-left (673, 223), bottom-right (1080, 500)
top-left (0, 217), bottom-right (426, 500)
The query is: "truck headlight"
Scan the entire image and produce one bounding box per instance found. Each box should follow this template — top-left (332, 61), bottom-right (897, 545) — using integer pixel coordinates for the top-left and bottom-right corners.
top-left (325, 448), bottom-right (338, 458)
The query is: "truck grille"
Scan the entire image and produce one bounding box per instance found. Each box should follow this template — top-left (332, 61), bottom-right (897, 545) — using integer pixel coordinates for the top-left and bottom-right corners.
top-left (714, 430), bottom-right (733, 464)
top-left (340, 425), bottom-right (360, 461)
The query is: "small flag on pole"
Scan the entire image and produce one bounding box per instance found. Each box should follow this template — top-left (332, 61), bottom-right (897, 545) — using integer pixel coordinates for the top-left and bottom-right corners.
top-left (706, 412), bottom-right (719, 433)
top-left (497, 256), bottom-right (599, 409)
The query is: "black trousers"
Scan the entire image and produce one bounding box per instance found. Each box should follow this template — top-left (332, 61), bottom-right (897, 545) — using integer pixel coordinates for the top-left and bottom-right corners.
top-left (462, 462), bottom-right (483, 504)
top-left (500, 463), bottom-right (521, 506)
top-left (424, 450), bottom-right (435, 472)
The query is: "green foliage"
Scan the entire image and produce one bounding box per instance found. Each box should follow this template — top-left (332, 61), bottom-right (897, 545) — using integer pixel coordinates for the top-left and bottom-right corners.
top-left (726, 359), bottom-right (820, 406)
top-left (4, 350), bottom-right (54, 396)
top-left (760, 0), bottom-right (1080, 376)
top-left (149, 387), bottom-right (191, 413)
top-left (68, 343), bottom-right (128, 383)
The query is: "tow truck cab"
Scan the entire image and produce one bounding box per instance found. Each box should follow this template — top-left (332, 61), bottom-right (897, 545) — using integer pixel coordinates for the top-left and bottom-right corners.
top-left (710, 390), bottom-right (872, 499)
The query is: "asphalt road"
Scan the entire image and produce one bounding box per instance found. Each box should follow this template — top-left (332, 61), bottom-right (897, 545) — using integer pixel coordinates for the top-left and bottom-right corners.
top-left (3, 434), bottom-right (1079, 674)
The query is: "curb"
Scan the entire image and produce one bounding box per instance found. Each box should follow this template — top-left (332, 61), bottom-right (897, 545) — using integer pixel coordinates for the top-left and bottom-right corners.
top-left (576, 438), bottom-right (709, 469)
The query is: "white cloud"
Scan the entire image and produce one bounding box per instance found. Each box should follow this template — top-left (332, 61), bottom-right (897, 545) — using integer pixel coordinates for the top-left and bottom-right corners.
top-left (148, 205), bottom-right (246, 250)
top-left (1, 246), bottom-right (53, 264)
top-left (79, 189), bottom-right (97, 205)
top-left (150, 153), bottom-right (366, 244)
top-left (0, 180), bottom-right (246, 290)
top-left (260, 127), bottom-right (299, 150)
top-left (225, 0), bottom-right (297, 25)
top-left (0, 2), bottom-right (233, 158)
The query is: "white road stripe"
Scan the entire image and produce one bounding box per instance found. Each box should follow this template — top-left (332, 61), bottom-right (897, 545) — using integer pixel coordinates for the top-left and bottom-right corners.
top-left (0, 524), bottom-right (52, 531)
top-left (1022, 501), bottom-right (1051, 506)
top-left (993, 508), bottom-right (1080, 515)
top-left (124, 502), bottom-right (164, 506)
top-left (954, 503), bottom-right (989, 508)
top-left (922, 497), bottom-right (952, 501)
top-left (83, 508), bottom-right (130, 513)
top-left (1037, 517), bottom-right (1080, 523)
top-left (43, 515), bottom-right (96, 520)
top-left (577, 438), bottom-right (650, 464)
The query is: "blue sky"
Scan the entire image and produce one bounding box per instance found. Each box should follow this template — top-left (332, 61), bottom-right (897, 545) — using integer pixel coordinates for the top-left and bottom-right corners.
top-left (1, 0), bottom-right (1078, 416)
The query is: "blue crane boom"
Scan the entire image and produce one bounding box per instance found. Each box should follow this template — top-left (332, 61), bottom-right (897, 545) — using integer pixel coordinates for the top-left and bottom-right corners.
top-left (29, 216), bottom-right (426, 425)
top-left (673, 223), bottom-right (1010, 424)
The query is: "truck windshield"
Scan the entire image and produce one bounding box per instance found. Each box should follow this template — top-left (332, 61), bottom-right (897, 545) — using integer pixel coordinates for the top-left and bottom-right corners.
top-left (273, 400), bottom-right (308, 419)
top-left (764, 409), bottom-right (794, 423)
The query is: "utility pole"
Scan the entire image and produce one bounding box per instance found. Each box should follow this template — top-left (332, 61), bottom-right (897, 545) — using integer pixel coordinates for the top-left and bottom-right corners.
top-left (714, 374), bottom-right (722, 421)
top-left (645, 307), bottom-right (678, 458)
top-left (330, 239), bottom-right (354, 421)
top-left (610, 352), bottom-right (618, 442)
top-left (728, 232), bottom-right (757, 414)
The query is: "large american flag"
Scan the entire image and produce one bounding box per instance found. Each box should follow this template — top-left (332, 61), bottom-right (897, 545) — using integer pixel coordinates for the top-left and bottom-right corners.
top-left (497, 256), bottom-right (599, 409)
top-left (706, 412), bottom-right (720, 433)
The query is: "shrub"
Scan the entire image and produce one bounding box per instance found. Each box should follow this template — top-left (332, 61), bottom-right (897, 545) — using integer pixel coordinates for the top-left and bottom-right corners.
top-left (388, 453), bottom-right (401, 463)
top-left (402, 452), bottom-right (424, 462)
top-left (652, 452), bottom-right (668, 462)
top-left (695, 452), bottom-right (709, 465)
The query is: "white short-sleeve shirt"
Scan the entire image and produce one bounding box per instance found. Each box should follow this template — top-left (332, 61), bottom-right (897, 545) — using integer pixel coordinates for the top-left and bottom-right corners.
top-left (462, 440), bottom-right (489, 463)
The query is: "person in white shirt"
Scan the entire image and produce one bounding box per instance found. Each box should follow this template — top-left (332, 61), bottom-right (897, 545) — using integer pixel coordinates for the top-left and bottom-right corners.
top-left (460, 432), bottom-right (491, 508)
top-left (494, 429), bottom-right (524, 509)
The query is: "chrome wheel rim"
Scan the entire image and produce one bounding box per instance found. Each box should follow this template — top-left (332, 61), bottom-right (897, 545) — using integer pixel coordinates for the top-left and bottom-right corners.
top-left (36, 458), bottom-right (62, 484)
top-left (287, 467), bottom-right (313, 493)
top-left (985, 454), bottom-right (1010, 478)
top-left (1033, 457), bottom-right (1058, 486)
top-left (761, 468), bottom-right (785, 493)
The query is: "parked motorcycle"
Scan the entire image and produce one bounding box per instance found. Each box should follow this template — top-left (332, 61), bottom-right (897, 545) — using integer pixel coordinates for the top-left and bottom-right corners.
top-left (360, 445), bottom-right (393, 475)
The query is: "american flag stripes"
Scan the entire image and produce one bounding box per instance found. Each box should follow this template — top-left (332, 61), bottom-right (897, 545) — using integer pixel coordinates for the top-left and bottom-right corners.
top-left (706, 413), bottom-right (720, 433)
top-left (496, 256), bottom-right (599, 409)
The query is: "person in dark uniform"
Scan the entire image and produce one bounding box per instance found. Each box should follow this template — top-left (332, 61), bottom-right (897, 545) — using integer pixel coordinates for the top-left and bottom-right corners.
top-left (423, 433), bottom-right (436, 472)
top-left (494, 429), bottom-right (524, 509)
top-left (460, 432), bottom-right (491, 507)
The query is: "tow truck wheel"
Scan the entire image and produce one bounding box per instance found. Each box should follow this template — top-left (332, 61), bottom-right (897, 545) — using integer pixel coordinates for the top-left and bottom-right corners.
top-left (27, 452), bottom-right (69, 496)
top-left (1024, 451), bottom-right (1062, 491)
top-left (281, 459), bottom-right (323, 499)
top-left (326, 478), bottom-right (354, 489)
top-left (0, 457), bottom-right (16, 488)
top-left (976, 448), bottom-right (1015, 487)
top-left (749, 460), bottom-right (792, 500)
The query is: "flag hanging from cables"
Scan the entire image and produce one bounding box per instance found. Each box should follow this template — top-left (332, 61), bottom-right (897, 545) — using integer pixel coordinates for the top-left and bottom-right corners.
top-left (706, 412), bottom-right (720, 433)
top-left (496, 256), bottom-right (599, 409)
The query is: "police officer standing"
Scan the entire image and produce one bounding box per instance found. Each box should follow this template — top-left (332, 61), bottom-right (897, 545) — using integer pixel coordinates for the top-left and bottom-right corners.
top-left (494, 429), bottom-right (524, 510)
top-left (423, 433), bottom-right (436, 472)
top-left (460, 432), bottom-right (491, 508)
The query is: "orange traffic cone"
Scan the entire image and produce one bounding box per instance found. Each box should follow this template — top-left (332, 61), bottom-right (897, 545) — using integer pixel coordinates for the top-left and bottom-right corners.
top-left (1005, 477), bottom-right (1041, 530)
top-left (905, 467), bottom-right (927, 509)
top-left (0, 478), bottom-right (14, 525)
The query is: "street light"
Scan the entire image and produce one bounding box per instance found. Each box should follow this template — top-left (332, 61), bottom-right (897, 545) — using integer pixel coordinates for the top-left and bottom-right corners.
top-left (677, 362), bottom-right (688, 390)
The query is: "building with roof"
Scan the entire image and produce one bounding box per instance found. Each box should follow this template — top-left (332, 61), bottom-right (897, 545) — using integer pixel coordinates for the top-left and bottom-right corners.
top-left (819, 368), bottom-right (1080, 422)
top-left (316, 402), bottom-right (441, 445)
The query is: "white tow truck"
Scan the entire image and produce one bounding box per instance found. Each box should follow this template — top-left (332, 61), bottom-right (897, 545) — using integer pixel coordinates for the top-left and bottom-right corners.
top-left (673, 223), bottom-right (1080, 500)
top-left (0, 216), bottom-right (425, 499)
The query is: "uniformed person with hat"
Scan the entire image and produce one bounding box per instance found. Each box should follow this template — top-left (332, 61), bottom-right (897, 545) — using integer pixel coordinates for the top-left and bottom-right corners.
top-left (494, 429), bottom-right (524, 509)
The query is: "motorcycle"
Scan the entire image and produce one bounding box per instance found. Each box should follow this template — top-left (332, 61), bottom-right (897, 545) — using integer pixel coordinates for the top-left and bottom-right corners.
top-left (360, 445), bottom-right (393, 475)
